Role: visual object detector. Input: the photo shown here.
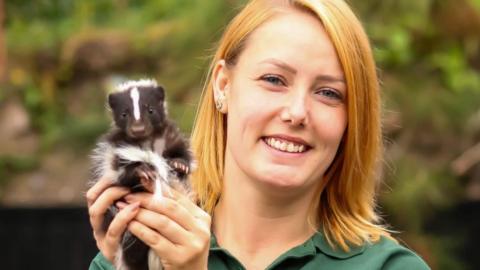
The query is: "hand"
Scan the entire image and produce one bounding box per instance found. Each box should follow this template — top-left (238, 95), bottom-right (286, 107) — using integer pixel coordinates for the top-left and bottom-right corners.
top-left (122, 190), bottom-right (211, 270)
top-left (86, 176), bottom-right (138, 263)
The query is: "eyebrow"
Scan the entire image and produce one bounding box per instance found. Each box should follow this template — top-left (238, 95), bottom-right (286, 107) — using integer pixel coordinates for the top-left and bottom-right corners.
top-left (259, 58), bottom-right (346, 84)
top-left (260, 58), bottom-right (297, 75)
top-left (314, 74), bottom-right (346, 85)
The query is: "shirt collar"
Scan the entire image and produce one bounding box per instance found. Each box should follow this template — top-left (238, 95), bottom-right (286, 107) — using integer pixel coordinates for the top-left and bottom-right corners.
top-left (210, 231), bottom-right (365, 259)
top-left (311, 232), bottom-right (366, 259)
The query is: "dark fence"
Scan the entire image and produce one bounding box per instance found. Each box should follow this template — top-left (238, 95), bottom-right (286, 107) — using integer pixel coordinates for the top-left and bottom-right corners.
top-left (425, 201), bottom-right (480, 270)
top-left (0, 202), bottom-right (478, 270)
top-left (0, 207), bottom-right (98, 270)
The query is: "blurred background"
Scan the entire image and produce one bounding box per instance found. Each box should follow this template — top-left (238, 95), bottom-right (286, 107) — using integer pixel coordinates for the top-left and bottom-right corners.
top-left (0, 0), bottom-right (479, 269)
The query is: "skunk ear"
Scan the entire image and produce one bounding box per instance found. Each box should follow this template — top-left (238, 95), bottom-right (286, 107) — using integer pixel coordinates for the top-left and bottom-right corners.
top-left (153, 86), bottom-right (165, 101)
top-left (108, 93), bottom-right (118, 110)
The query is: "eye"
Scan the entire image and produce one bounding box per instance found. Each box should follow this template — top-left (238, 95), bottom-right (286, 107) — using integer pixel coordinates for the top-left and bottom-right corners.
top-left (261, 75), bottom-right (286, 86)
top-left (148, 107), bottom-right (154, 114)
top-left (121, 112), bottom-right (128, 118)
top-left (315, 88), bottom-right (343, 101)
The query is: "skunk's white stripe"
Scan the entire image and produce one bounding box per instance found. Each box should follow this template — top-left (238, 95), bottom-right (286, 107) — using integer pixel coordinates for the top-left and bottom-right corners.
top-left (116, 79), bottom-right (158, 92)
top-left (130, 88), bottom-right (141, 121)
top-left (114, 146), bottom-right (170, 186)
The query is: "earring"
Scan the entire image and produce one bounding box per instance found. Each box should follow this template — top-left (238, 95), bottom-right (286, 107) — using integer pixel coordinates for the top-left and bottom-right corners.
top-left (214, 91), bottom-right (227, 113)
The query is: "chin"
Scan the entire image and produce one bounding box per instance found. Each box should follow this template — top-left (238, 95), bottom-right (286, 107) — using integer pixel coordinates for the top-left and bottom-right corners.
top-left (254, 168), bottom-right (312, 190)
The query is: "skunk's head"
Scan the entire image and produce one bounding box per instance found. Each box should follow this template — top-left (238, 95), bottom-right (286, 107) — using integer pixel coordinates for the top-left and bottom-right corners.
top-left (108, 79), bottom-right (167, 139)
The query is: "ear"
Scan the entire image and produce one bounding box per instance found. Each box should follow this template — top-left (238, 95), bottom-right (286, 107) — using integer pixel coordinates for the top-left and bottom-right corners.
top-left (107, 93), bottom-right (118, 111)
top-left (152, 86), bottom-right (165, 101)
top-left (151, 85), bottom-right (167, 116)
top-left (212, 59), bottom-right (230, 114)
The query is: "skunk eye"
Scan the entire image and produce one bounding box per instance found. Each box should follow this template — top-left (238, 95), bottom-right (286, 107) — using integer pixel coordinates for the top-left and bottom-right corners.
top-left (121, 112), bottom-right (127, 118)
top-left (148, 107), bottom-right (154, 114)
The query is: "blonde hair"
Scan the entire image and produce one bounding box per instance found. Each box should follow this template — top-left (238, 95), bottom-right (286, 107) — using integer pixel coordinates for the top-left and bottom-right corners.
top-left (191, 0), bottom-right (392, 251)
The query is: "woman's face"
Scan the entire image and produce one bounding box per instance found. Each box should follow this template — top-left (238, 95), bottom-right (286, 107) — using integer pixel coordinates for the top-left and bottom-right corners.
top-left (219, 8), bottom-right (347, 195)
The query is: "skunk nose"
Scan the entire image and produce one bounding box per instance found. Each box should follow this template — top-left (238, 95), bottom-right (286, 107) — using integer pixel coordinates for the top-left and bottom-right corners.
top-left (131, 124), bottom-right (146, 137)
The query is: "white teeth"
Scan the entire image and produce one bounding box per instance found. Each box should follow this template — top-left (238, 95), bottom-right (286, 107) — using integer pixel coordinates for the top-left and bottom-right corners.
top-left (275, 140), bottom-right (281, 149)
top-left (287, 143), bottom-right (294, 152)
top-left (264, 137), bottom-right (308, 153)
top-left (280, 142), bottom-right (287, 151)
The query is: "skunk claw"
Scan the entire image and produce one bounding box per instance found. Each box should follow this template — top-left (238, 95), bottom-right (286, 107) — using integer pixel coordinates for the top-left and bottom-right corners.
top-left (168, 159), bottom-right (190, 177)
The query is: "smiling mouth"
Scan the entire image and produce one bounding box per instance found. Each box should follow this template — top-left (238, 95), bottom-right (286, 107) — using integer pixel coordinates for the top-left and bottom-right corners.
top-left (263, 137), bottom-right (310, 153)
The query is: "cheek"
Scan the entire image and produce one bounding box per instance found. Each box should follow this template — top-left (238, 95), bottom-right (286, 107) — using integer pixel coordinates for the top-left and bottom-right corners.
top-left (227, 107), bottom-right (261, 141)
top-left (311, 107), bottom-right (347, 144)
top-left (228, 89), bottom-right (278, 138)
top-left (147, 113), bottom-right (160, 124)
top-left (114, 117), bottom-right (126, 129)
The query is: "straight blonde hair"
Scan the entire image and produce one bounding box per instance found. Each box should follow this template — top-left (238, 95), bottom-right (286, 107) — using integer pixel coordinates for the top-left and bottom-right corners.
top-left (191, 0), bottom-right (392, 251)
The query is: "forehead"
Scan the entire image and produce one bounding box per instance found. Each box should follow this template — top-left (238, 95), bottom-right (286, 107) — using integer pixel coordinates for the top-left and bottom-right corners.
top-left (235, 8), bottom-right (343, 76)
top-left (136, 87), bottom-right (159, 101)
top-left (113, 87), bottom-right (159, 106)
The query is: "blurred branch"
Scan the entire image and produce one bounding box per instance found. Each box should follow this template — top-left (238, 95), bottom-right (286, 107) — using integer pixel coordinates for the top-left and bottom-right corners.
top-left (452, 142), bottom-right (480, 176)
top-left (432, 0), bottom-right (480, 38)
top-left (0, 0), bottom-right (5, 83)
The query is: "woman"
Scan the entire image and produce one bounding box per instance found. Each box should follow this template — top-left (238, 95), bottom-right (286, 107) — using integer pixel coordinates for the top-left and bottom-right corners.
top-left (88, 0), bottom-right (430, 269)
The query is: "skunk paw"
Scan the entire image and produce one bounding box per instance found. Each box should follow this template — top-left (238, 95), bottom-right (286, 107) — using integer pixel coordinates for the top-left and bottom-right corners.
top-left (134, 164), bottom-right (157, 193)
top-left (168, 158), bottom-right (190, 178)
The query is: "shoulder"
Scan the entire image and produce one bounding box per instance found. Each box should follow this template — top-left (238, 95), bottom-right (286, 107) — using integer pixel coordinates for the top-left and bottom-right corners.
top-left (360, 237), bottom-right (430, 270)
top-left (310, 234), bottom-right (430, 270)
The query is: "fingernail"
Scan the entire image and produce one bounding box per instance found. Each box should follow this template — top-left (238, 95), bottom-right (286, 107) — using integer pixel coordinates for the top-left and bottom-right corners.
top-left (116, 201), bottom-right (127, 209)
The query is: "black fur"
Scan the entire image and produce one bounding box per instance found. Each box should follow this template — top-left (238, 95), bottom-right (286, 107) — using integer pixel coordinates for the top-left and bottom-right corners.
top-left (91, 80), bottom-right (193, 270)
top-left (106, 85), bottom-right (192, 179)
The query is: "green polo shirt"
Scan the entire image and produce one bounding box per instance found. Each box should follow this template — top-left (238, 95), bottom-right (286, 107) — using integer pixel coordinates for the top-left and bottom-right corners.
top-left (89, 233), bottom-right (430, 269)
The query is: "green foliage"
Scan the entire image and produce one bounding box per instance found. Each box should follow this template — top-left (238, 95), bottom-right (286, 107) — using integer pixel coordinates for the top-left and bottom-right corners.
top-left (350, 0), bottom-right (480, 268)
top-left (0, 155), bottom-right (39, 187)
top-left (429, 45), bottom-right (480, 92)
top-left (426, 236), bottom-right (466, 270)
top-left (56, 115), bottom-right (111, 152)
top-left (382, 156), bottom-right (461, 231)
top-left (2, 0), bottom-right (480, 268)
top-left (5, 0), bottom-right (233, 147)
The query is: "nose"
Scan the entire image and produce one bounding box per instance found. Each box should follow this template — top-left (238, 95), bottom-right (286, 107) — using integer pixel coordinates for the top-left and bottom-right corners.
top-left (131, 122), bottom-right (146, 137)
top-left (280, 91), bottom-right (308, 126)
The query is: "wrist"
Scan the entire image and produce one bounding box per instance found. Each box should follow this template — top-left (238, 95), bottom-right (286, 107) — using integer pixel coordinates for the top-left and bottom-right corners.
top-left (100, 250), bottom-right (115, 264)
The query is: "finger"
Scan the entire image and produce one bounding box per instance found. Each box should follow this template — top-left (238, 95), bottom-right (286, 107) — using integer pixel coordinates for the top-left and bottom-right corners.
top-left (86, 176), bottom-right (115, 207)
top-left (128, 220), bottom-right (177, 258)
top-left (125, 193), bottom-right (197, 232)
top-left (104, 202), bottom-right (140, 251)
top-left (116, 200), bottom-right (128, 209)
top-left (89, 186), bottom-right (130, 232)
top-left (134, 207), bottom-right (190, 245)
top-left (167, 189), bottom-right (211, 225)
top-left (134, 190), bottom-right (210, 228)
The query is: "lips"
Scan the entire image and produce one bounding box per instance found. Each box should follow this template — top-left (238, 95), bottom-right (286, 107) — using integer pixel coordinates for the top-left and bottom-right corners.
top-left (262, 135), bottom-right (311, 153)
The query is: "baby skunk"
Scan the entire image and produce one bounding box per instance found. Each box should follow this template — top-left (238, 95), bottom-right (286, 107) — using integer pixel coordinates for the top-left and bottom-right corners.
top-left (90, 79), bottom-right (193, 270)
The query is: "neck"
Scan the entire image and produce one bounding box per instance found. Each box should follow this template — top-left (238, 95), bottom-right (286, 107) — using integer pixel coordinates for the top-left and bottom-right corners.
top-left (213, 159), bottom-right (318, 269)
